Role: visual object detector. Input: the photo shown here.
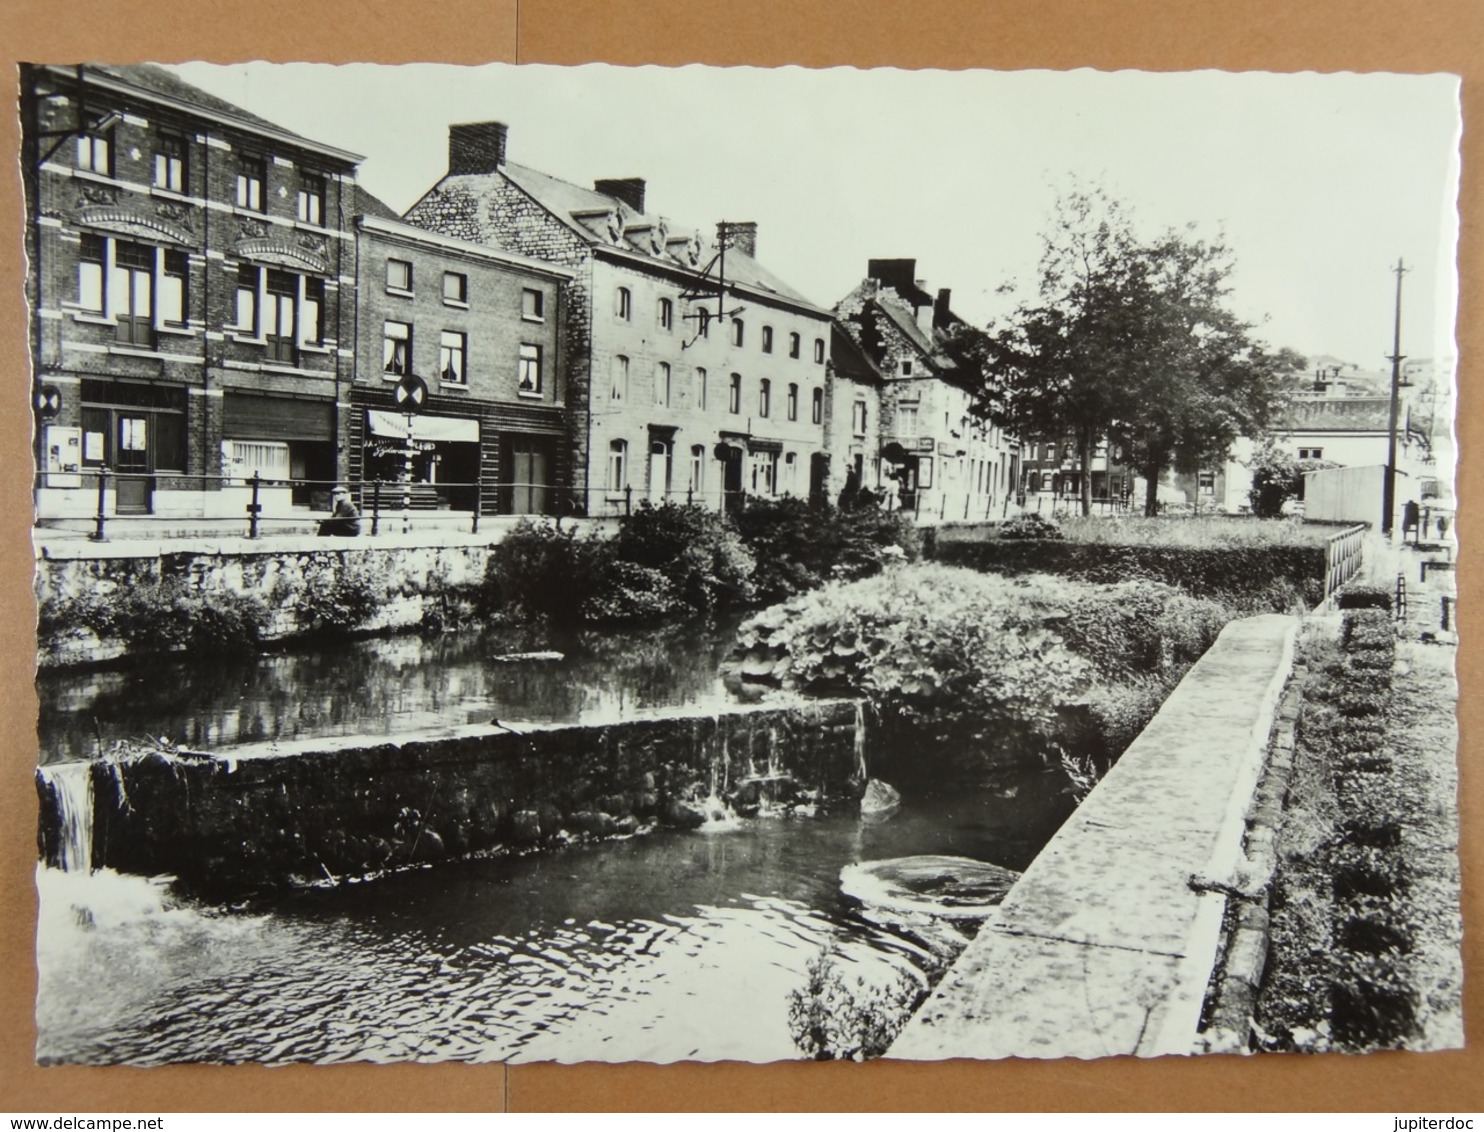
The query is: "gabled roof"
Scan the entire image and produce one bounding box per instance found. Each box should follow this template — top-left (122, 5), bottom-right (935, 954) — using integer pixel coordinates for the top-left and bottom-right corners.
top-left (1276, 397), bottom-right (1392, 433)
top-left (829, 321), bottom-right (885, 385)
top-left (41, 63), bottom-right (363, 165)
top-left (496, 162), bottom-right (828, 316)
top-left (353, 184), bottom-right (402, 223)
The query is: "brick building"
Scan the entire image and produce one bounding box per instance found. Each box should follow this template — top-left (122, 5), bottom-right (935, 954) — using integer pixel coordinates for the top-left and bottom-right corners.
top-left (1019, 437), bottom-right (1136, 514)
top-left (833, 260), bottom-right (1019, 522)
top-left (23, 64), bottom-right (361, 523)
top-left (350, 209), bottom-right (573, 518)
top-left (401, 122), bottom-right (836, 514)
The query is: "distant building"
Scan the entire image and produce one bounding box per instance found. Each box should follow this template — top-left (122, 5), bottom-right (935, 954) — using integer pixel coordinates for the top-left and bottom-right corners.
top-left (24, 63), bottom-right (361, 523)
top-left (1019, 437), bottom-right (1136, 514)
top-left (350, 207), bottom-right (573, 518)
top-left (833, 261), bottom-right (1019, 522)
top-left (402, 122), bottom-right (835, 515)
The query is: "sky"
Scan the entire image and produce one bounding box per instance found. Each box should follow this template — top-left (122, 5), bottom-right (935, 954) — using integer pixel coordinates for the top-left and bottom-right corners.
top-left (169, 62), bottom-right (1462, 376)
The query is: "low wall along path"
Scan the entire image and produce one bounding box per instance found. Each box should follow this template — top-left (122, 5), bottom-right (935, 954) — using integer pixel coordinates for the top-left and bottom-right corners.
top-left (891, 613), bottom-right (1299, 1060)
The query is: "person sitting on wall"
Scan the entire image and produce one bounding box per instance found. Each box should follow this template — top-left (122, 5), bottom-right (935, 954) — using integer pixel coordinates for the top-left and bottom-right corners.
top-left (318, 485), bottom-right (361, 537)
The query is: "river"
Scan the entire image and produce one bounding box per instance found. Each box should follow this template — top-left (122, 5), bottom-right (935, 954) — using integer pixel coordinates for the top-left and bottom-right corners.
top-left (35, 625), bottom-right (1078, 1065)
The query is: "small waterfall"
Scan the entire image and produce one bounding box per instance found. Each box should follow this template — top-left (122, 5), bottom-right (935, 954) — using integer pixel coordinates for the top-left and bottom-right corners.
top-left (852, 701), bottom-right (869, 782)
top-left (40, 762), bottom-right (94, 873)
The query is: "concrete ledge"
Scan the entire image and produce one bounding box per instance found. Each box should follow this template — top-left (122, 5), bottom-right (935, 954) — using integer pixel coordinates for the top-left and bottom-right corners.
top-left (890, 613), bottom-right (1298, 1061)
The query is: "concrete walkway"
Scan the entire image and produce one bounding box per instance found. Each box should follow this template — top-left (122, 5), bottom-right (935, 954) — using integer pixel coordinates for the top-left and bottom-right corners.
top-left (890, 613), bottom-right (1299, 1061)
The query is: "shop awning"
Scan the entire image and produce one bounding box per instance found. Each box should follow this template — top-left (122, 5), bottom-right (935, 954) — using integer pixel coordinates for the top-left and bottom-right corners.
top-left (367, 409), bottom-right (479, 443)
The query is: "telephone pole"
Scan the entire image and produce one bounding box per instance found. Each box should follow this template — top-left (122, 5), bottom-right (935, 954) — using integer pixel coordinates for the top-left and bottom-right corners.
top-left (1382, 258), bottom-right (1408, 536)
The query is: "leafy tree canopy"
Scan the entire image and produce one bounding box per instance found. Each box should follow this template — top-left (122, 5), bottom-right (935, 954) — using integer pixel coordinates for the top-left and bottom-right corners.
top-left (953, 185), bottom-right (1304, 515)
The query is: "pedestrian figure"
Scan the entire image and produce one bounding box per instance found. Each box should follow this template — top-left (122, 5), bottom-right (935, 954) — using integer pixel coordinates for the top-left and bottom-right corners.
top-left (318, 485), bottom-right (361, 537)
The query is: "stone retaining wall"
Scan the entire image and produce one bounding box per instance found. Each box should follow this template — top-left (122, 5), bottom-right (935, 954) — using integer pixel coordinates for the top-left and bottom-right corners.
top-left (38, 699), bottom-right (861, 897)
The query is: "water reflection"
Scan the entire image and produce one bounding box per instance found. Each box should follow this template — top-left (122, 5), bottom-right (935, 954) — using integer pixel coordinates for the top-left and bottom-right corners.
top-left (36, 777), bottom-right (1075, 1066)
top-left (38, 620), bottom-right (746, 764)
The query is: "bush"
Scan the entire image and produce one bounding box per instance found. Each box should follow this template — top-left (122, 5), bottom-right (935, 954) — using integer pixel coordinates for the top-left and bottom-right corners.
top-left (40, 575), bottom-right (270, 656)
top-left (787, 947), bottom-right (922, 1061)
top-left (1330, 842), bottom-right (1404, 900)
top-left (998, 512), bottom-right (1063, 540)
top-left (486, 519), bottom-right (606, 623)
top-left (291, 557), bottom-right (383, 635)
top-left (1330, 949), bottom-right (1418, 1047)
top-left (1058, 582), bottom-right (1228, 679)
top-left (730, 497), bottom-right (919, 604)
top-left (1248, 442), bottom-right (1300, 518)
top-left (579, 560), bottom-right (683, 623)
top-left (609, 502), bottom-right (754, 613)
top-left (1337, 583), bottom-right (1394, 612)
top-left (1342, 609), bottom-right (1396, 652)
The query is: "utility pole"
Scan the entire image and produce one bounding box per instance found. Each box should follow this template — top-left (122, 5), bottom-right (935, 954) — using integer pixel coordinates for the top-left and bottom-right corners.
top-left (1382, 258), bottom-right (1408, 537)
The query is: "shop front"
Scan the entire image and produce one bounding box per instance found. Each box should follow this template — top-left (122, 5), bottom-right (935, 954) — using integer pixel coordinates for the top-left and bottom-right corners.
top-left (364, 408), bottom-right (481, 512)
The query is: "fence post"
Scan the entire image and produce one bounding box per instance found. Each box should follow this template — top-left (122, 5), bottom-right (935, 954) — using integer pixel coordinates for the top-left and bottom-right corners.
top-left (89, 467), bottom-right (109, 542)
top-left (624, 485), bottom-right (632, 516)
top-left (472, 479), bottom-right (481, 535)
top-left (247, 473), bottom-right (262, 539)
top-left (371, 481), bottom-right (382, 537)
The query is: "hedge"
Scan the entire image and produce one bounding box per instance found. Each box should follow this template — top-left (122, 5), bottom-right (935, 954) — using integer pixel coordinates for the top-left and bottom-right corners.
top-left (930, 539), bottom-right (1326, 611)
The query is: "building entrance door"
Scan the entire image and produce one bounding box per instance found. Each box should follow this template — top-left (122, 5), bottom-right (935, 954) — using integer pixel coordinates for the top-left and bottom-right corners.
top-left (508, 437), bottom-right (550, 515)
top-left (648, 441), bottom-right (671, 504)
top-left (115, 415), bottom-right (153, 514)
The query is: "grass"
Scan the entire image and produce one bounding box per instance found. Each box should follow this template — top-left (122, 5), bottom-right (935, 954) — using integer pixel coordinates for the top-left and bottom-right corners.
top-left (1054, 515), bottom-right (1343, 549)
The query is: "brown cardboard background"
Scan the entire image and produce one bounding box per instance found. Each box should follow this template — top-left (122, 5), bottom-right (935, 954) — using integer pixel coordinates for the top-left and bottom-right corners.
top-left (0, 0), bottom-right (1478, 1113)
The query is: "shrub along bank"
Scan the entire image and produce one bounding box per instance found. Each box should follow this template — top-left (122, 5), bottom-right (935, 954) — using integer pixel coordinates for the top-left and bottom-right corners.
top-left (931, 515), bottom-right (1337, 612)
top-left (484, 500), bottom-right (920, 626)
top-left (729, 563), bottom-right (1231, 783)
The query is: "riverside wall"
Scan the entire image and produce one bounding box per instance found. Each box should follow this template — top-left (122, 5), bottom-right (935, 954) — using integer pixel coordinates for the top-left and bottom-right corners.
top-left (890, 613), bottom-right (1299, 1060)
top-left (37, 699), bottom-right (861, 897)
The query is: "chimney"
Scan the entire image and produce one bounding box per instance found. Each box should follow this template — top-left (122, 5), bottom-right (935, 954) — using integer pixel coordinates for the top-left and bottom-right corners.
top-left (719, 221), bottom-right (757, 258)
top-left (934, 288), bottom-right (952, 327)
top-left (866, 259), bottom-right (918, 296)
top-left (595, 178), bottom-right (646, 214)
top-left (448, 122), bottom-right (508, 174)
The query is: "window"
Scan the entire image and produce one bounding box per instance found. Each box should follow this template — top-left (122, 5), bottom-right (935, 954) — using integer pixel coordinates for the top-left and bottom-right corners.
top-left (762, 326), bottom-right (774, 353)
top-left (784, 451), bottom-right (798, 493)
top-left (153, 134), bottom-right (185, 192)
top-left (789, 332), bottom-right (801, 359)
top-left (611, 355), bottom-right (629, 402)
top-left (440, 331), bottom-right (467, 384)
top-left (758, 378), bottom-right (771, 418)
top-left (383, 321), bottom-right (411, 375)
top-left (110, 241), bottom-right (155, 346)
top-left (696, 308), bottom-right (711, 338)
top-left (897, 404), bottom-right (919, 437)
top-left (814, 338), bottom-right (826, 364)
top-left (521, 288), bottom-right (544, 321)
top-left (616, 286), bottom-right (632, 321)
top-left (852, 400), bottom-right (868, 437)
top-left (654, 362), bottom-right (671, 407)
top-left (232, 264), bottom-right (258, 332)
top-left (750, 450), bottom-right (777, 495)
top-left (811, 387), bottom-right (823, 425)
top-left (1298, 447), bottom-right (1324, 460)
top-left (900, 359), bottom-right (914, 376)
top-left (263, 269), bottom-right (297, 363)
top-left (296, 174), bottom-right (324, 226)
top-left (518, 344), bottom-right (542, 394)
top-left (728, 373), bottom-right (742, 415)
top-left (731, 318), bottom-right (745, 347)
top-left (658, 297), bottom-right (674, 332)
top-left (160, 250), bottom-right (187, 326)
top-left (690, 445), bottom-right (705, 495)
top-left (787, 383), bottom-right (798, 421)
top-left (77, 132), bottom-right (111, 175)
top-left (386, 259), bottom-right (412, 293)
top-left (1198, 471), bottom-right (1216, 496)
top-left (78, 234), bottom-right (105, 312)
top-left (301, 277), bottom-right (324, 345)
top-left (608, 440), bottom-right (628, 491)
top-left (692, 367), bottom-right (707, 410)
top-left (235, 155), bottom-right (265, 211)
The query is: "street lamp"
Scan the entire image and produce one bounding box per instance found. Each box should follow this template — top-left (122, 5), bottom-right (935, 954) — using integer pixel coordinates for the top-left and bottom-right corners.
top-left (1382, 259), bottom-right (1407, 537)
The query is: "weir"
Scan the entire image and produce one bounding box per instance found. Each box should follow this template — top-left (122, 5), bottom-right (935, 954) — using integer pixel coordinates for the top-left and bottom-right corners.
top-left (37, 699), bottom-right (864, 896)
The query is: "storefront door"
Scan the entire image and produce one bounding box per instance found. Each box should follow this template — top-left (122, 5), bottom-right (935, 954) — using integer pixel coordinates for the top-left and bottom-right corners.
top-left (115, 415), bottom-right (152, 514)
top-left (508, 437), bottom-right (550, 515)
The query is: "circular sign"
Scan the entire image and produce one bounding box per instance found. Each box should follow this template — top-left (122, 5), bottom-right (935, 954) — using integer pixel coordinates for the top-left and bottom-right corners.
top-left (393, 373), bottom-right (429, 412)
top-left (35, 384), bottom-right (62, 419)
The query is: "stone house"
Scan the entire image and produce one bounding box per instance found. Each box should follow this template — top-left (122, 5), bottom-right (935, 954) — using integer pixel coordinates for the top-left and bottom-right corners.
top-left (401, 122), bottom-right (836, 515)
top-left (349, 207), bottom-right (573, 518)
top-left (24, 63), bottom-right (361, 524)
top-left (824, 323), bottom-right (885, 505)
top-left (833, 260), bottom-right (1019, 523)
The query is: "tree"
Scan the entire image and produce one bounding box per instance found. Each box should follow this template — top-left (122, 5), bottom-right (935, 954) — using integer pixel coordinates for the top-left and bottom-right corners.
top-left (972, 186), bottom-right (1302, 516)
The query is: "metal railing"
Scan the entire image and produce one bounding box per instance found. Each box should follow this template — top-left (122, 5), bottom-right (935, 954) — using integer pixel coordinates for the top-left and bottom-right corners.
top-left (34, 469), bottom-right (567, 541)
top-left (1323, 523), bottom-right (1368, 601)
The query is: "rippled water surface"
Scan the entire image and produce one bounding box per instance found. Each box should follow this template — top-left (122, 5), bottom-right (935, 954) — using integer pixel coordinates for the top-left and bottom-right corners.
top-left (37, 775), bottom-right (1074, 1065)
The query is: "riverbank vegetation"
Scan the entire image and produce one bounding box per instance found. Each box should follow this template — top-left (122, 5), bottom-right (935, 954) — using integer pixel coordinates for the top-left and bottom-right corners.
top-left (1255, 597), bottom-right (1462, 1052)
top-left (484, 500), bottom-right (920, 625)
top-left (732, 562), bottom-right (1231, 780)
